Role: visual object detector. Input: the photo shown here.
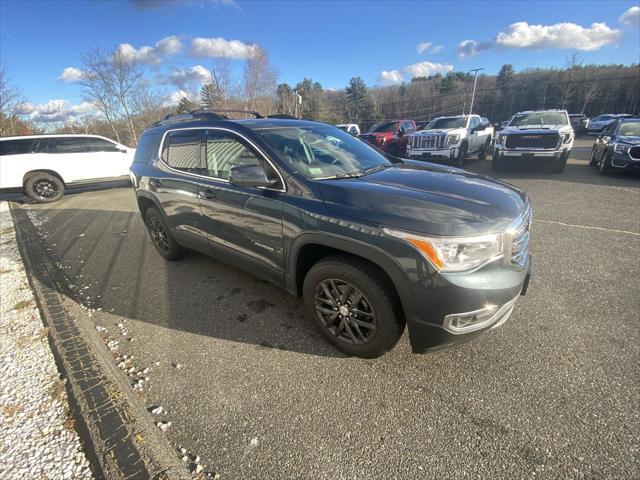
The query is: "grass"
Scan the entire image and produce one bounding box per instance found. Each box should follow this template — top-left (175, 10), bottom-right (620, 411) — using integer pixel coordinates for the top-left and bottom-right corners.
top-left (14, 299), bottom-right (33, 310)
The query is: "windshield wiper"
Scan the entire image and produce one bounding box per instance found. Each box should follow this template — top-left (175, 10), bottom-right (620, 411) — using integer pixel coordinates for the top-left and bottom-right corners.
top-left (317, 171), bottom-right (364, 180)
top-left (361, 164), bottom-right (391, 175)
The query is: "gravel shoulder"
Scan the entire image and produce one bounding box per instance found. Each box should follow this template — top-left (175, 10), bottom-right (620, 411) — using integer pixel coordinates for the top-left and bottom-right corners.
top-left (0, 202), bottom-right (93, 480)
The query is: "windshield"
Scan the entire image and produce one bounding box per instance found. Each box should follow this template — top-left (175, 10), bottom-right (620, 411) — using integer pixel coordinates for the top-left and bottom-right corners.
top-left (592, 115), bottom-right (614, 122)
top-left (256, 125), bottom-right (391, 179)
top-left (509, 112), bottom-right (568, 126)
top-left (427, 117), bottom-right (467, 129)
top-left (618, 122), bottom-right (640, 136)
top-left (368, 122), bottom-right (397, 133)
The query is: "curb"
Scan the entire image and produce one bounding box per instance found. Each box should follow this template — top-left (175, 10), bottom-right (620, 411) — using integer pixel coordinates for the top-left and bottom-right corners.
top-left (10, 204), bottom-right (191, 480)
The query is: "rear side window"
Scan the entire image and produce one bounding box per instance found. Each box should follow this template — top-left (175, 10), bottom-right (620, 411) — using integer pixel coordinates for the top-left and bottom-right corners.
top-left (133, 133), bottom-right (159, 164)
top-left (0, 139), bottom-right (35, 156)
top-left (39, 137), bottom-right (87, 154)
top-left (162, 130), bottom-right (202, 172)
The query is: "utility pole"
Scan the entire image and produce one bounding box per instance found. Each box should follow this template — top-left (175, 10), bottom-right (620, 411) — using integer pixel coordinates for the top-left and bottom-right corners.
top-left (468, 67), bottom-right (484, 115)
top-left (293, 89), bottom-right (302, 119)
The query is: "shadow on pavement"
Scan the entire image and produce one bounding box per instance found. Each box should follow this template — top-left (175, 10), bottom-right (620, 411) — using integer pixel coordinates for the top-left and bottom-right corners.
top-left (13, 205), bottom-right (343, 358)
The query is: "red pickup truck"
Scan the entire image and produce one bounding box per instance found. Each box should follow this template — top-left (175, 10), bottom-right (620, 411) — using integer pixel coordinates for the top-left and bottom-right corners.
top-left (359, 119), bottom-right (417, 154)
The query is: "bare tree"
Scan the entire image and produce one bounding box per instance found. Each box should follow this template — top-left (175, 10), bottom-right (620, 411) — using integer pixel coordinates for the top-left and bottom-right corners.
top-left (0, 65), bottom-right (27, 136)
top-left (243, 48), bottom-right (276, 114)
top-left (79, 47), bottom-right (147, 145)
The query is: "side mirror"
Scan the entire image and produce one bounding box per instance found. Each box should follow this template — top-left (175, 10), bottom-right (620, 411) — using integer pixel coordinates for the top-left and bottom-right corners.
top-left (229, 165), bottom-right (277, 188)
top-left (601, 135), bottom-right (611, 143)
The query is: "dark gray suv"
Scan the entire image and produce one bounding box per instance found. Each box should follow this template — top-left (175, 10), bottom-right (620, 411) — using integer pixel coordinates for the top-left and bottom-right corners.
top-left (130, 111), bottom-right (532, 358)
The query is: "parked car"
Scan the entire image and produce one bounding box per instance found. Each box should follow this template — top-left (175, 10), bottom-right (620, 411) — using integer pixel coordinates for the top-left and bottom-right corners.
top-left (359, 119), bottom-right (416, 152)
top-left (568, 113), bottom-right (590, 136)
top-left (493, 109), bottom-right (573, 173)
top-left (336, 123), bottom-right (360, 136)
top-left (589, 117), bottom-right (640, 174)
top-left (130, 112), bottom-right (532, 358)
top-left (586, 114), bottom-right (633, 135)
top-left (0, 134), bottom-right (134, 202)
top-left (405, 114), bottom-right (493, 166)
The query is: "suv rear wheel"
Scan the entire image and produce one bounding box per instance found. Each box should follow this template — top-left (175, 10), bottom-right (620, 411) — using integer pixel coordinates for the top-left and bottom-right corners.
top-left (24, 172), bottom-right (65, 203)
top-left (303, 255), bottom-right (404, 358)
top-left (145, 207), bottom-right (185, 260)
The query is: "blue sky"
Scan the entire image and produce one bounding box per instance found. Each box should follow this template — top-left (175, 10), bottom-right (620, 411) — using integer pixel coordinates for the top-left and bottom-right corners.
top-left (1, 0), bottom-right (639, 121)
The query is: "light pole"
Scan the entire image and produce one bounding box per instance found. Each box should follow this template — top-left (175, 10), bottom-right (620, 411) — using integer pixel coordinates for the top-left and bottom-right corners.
top-left (468, 67), bottom-right (484, 115)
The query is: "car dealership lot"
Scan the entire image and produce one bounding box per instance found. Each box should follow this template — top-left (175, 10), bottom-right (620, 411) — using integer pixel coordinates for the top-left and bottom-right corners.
top-left (8, 139), bottom-right (640, 479)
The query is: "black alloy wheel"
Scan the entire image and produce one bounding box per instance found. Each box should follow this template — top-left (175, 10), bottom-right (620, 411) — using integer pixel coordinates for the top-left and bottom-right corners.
top-left (144, 207), bottom-right (185, 260)
top-left (314, 279), bottom-right (376, 345)
top-left (24, 172), bottom-right (65, 203)
top-left (148, 215), bottom-right (171, 255)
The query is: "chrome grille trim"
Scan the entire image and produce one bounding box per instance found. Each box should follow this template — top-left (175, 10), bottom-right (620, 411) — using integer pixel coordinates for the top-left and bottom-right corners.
top-left (410, 134), bottom-right (446, 149)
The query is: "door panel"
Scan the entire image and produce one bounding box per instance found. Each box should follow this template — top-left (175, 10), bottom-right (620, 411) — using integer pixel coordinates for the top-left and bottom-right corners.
top-left (198, 129), bottom-right (285, 285)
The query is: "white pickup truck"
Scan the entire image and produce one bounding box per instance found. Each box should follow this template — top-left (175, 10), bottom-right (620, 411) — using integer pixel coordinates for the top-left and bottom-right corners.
top-left (405, 114), bottom-right (493, 166)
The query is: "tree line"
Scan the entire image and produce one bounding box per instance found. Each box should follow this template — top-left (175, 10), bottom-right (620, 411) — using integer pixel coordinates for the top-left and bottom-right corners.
top-left (1, 48), bottom-right (638, 146)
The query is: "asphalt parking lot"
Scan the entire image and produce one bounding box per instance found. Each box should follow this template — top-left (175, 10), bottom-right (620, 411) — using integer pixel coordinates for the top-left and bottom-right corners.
top-left (9, 138), bottom-right (640, 479)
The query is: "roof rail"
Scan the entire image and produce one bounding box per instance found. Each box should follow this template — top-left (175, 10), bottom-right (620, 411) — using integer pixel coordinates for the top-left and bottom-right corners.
top-left (267, 114), bottom-right (298, 119)
top-left (152, 111), bottom-right (227, 126)
top-left (193, 109), bottom-right (265, 119)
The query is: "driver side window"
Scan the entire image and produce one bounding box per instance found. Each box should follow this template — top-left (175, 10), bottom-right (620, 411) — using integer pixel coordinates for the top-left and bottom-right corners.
top-left (204, 130), bottom-right (279, 184)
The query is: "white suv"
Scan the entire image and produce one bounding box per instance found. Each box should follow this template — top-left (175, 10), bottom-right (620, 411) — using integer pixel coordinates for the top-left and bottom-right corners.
top-left (0, 134), bottom-right (134, 202)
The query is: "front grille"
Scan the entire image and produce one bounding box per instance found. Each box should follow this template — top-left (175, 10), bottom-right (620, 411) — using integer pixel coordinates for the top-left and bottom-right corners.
top-left (410, 134), bottom-right (446, 149)
top-left (629, 146), bottom-right (640, 160)
top-left (510, 206), bottom-right (532, 269)
top-left (505, 133), bottom-right (559, 149)
top-left (360, 134), bottom-right (376, 145)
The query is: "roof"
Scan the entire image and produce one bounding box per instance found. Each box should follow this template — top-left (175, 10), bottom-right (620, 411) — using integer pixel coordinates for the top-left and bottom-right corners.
top-left (0, 133), bottom-right (117, 142)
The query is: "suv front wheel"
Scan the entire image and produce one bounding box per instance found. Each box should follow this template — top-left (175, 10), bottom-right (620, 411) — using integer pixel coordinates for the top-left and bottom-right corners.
top-left (303, 255), bottom-right (404, 358)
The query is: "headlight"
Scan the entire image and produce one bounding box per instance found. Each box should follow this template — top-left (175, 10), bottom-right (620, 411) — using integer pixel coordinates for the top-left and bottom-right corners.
top-left (562, 133), bottom-right (573, 144)
top-left (383, 228), bottom-right (504, 272)
top-left (497, 134), bottom-right (507, 145)
top-left (445, 134), bottom-right (460, 146)
top-left (613, 143), bottom-right (630, 154)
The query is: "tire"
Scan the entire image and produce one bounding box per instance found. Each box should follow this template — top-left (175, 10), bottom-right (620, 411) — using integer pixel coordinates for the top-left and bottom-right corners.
top-left (550, 152), bottom-right (568, 174)
top-left (145, 207), bottom-right (185, 260)
top-left (478, 139), bottom-right (491, 161)
top-left (303, 255), bottom-right (405, 358)
top-left (589, 149), bottom-right (598, 166)
top-left (598, 151), bottom-right (612, 175)
top-left (455, 142), bottom-right (468, 167)
top-left (24, 172), bottom-right (65, 203)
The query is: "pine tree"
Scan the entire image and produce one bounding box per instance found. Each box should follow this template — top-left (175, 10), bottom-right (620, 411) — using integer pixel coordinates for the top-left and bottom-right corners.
top-left (345, 76), bottom-right (369, 121)
top-left (176, 96), bottom-right (195, 114)
top-left (200, 83), bottom-right (217, 111)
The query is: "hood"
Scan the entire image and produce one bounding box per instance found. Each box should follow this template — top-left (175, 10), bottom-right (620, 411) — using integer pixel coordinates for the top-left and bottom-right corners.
top-left (504, 125), bottom-right (570, 133)
top-left (318, 163), bottom-right (528, 236)
top-left (616, 135), bottom-right (640, 144)
top-left (412, 128), bottom-right (462, 136)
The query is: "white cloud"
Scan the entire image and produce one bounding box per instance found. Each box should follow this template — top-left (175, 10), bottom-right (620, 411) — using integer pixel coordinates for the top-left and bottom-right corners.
top-left (166, 90), bottom-right (191, 106)
top-left (417, 41), bottom-right (445, 54)
top-left (166, 65), bottom-right (212, 88)
top-left (16, 99), bottom-right (98, 123)
top-left (58, 67), bottom-right (87, 83)
top-left (495, 21), bottom-right (621, 51)
top-left (116, 35), bottom-right (183, 64)
top-left (190, 37), bottom-right (258, 59)
top-left (458, 39), bottom-right (493, 58)
top-left (379, 70), bottom-right (404, 85)
top-left (619, 6), bottom-right (640, 26)
top-left (403, 60), bottom-right (454, 78)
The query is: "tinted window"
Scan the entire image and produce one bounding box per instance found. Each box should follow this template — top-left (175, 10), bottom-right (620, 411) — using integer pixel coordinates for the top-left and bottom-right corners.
top-left (427, 117), bottom-right (467, 129)
top-left (603, 121), bottom-right (618, 133)
top-left (470, 117), bottom-right (480, 129)
top-left (133, 133), bottom-right (159, 164)
top-left (368, 122), bottom-right (397, 133)
top-left (510, 112), bottom-right (568, 126)
top-left (83, 138), bottom-right (120, 152)
top-left (592, 115), bottom-right (614, 122)
top-left (162, 130), bottom-right (202, 172)
top-left (45, 137), bottom-right (89, 153)
top-left (481, 117), bottom-right (490, 126)
top-left (403, 121), bottom-right (415, 133)
top-left (0, 139), bottom-right (35, 156)
top-left (204, 131), bottom-right (262, 180)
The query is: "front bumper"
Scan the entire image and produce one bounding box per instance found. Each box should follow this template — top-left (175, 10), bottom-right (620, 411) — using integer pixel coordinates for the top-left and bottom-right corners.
top-left (407, 254), bottom-right (532, 353)
top-left (610, 151), bottom-right (640, 169)
top-left (494, 146), bottom-right (569, 164)
top-left (406, 146), bottom-right (458, 161)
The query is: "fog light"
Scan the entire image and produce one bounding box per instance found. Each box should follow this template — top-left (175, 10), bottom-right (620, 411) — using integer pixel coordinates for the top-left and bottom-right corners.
top-left (443, 295), bottom-right (519, 334)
